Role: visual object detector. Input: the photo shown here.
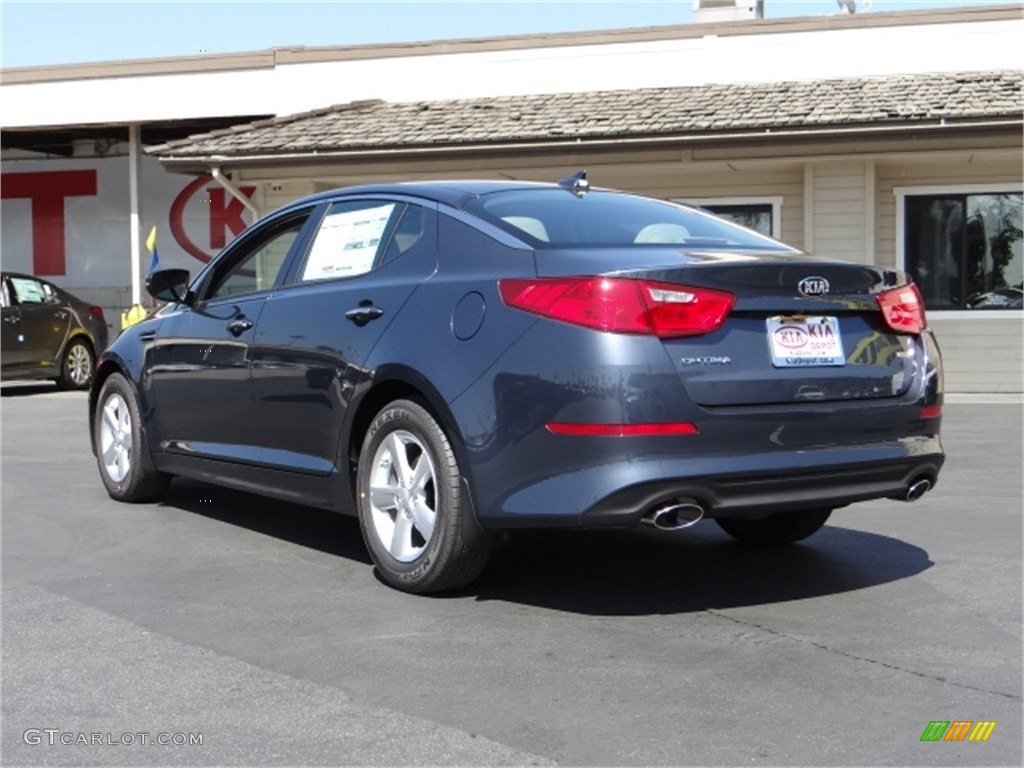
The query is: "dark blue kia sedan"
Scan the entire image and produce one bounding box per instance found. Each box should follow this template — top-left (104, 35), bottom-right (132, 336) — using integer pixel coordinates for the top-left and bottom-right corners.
top-left (90, 177), bottom-right (944, 593)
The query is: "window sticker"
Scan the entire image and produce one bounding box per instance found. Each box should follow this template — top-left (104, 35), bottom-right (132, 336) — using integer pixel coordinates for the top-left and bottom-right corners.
top-left (303, 204), bottom-right (395, 281)
top-left (10, 277), bottom-right (47, 304)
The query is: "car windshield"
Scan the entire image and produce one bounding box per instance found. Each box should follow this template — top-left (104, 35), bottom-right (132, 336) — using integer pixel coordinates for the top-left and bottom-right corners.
top-left (463, 189), bottom-right (793, 250)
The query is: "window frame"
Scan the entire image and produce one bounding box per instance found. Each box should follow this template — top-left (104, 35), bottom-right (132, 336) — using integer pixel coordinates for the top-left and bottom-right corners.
top-left (294, 199), bottom-right (405, 285)
top-left (193, 206), bottom-right (319, 304)
top-left (8, 275), bottom-right (56, 306)
top-left (283, 195), bottom-right (438, 287)
top-left (672, 196), bottom-right (783, 240)
top-left (895, 182), bottom-right (1023, 320)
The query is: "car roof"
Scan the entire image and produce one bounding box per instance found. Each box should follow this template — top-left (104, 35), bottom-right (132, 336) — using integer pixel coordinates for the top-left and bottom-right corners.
top-left (2, 272), bottom-right (50, 282)
top-left (276, 180), bottom-right (576, 213)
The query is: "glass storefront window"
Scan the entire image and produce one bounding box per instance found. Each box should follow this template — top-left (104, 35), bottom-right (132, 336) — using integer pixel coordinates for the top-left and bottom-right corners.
top-left (905, 191), bottom-right (1023, 311)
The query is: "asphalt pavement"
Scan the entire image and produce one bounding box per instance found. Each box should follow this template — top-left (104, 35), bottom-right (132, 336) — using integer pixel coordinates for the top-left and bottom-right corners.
top-left (2, 383), bottom-right (1021, 766)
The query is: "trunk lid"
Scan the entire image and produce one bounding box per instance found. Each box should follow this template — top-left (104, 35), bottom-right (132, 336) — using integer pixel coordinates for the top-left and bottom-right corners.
top-left (534, 248), bottom-right (917, 406)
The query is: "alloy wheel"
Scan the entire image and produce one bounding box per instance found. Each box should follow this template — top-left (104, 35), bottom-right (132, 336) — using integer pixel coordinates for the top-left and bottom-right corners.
top-left (67, 343), bottom-right (92, 386)
top-left (367, 430), bottom-right (438, 563)
top-left (99, 392), bottom-right (133, 483)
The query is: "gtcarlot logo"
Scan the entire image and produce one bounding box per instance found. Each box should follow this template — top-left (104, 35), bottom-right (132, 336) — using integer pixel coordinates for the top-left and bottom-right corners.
top-left (23, 729), bottom-right (203, 747)
top-left (920, 721), bottom-right (997, 742)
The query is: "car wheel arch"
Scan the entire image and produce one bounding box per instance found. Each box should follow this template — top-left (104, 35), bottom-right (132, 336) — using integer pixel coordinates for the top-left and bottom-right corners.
top-left (89, 359), bottom-right (147, 453)
top-left (344, 368), bottom-right (473, 503)
top-left (64, 331), bottom-right (95, 358)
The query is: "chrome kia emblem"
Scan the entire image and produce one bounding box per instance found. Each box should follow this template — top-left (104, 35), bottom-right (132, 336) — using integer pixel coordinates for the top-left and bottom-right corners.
top-left (798, 276), bottom-right (830, 297)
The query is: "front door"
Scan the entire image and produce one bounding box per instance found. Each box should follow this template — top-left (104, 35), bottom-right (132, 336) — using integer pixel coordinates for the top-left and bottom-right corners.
top-left (147, 207), bottom-right (316, 463)
top-left (5, 275), bottom-right (70, 373)
top-left (1, 277), bottom-right (26, 373)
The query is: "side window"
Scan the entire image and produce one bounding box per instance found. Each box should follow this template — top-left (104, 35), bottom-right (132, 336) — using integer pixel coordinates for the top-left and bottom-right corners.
top-left (9, 277), bottom-right (49, 305)
top-left (0, 280), bottom-right (10, 309)
top-left (205, 213), bottom-right (310, 300)
top-left (300, 200), bottom-right (403, 282)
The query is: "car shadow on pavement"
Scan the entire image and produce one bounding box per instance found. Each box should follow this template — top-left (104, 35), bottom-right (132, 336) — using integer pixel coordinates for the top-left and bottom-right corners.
top-left (472, 526), bottom-right (933, 615)
top-left (160, 478), bottom-right (930, 615)
top-left (1, 382), bottom-right (61, 397)
top-left (161, 478), bottom-right (373, 565)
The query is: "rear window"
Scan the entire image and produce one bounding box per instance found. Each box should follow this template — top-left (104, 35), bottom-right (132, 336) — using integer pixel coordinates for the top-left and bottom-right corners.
top-left (463, 189), bottom-right (793, 250)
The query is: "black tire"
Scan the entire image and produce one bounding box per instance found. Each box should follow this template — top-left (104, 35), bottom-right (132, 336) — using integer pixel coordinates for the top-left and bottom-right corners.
top-left (715, 508), bottom-right (832, 544)
top-left (356, 399), bottom-right (491, 594)
top-left (56, 337), bottom-right (94, 390)
top-left (94, 373), bottom-right (170, 502)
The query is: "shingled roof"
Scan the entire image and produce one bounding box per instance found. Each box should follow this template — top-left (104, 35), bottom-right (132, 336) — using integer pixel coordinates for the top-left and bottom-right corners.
top-left (150, 70), bottom-right (1023, 161)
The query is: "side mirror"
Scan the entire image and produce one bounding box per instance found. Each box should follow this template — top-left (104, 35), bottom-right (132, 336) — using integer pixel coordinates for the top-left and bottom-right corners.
top-left (146, 269), bottom-right (192, 304)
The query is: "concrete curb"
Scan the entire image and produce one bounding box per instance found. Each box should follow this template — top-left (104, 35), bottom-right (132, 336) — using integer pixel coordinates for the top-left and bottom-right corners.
top-left (944, 393), bottom-right (1024, 404)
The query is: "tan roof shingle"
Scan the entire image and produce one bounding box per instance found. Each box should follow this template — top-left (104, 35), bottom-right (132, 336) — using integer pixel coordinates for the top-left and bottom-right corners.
top-left (149, 70), bottom-right (1023, 160)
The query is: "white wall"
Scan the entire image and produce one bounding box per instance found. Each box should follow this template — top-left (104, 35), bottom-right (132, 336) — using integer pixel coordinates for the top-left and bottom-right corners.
top-left (3, 18), bottom-right (1022, 128)
top-left (1, 155), bottom-right (255, 319)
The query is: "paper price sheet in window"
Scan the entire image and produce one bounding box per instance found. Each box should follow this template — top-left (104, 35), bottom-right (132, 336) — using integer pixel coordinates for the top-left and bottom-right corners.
top-left (303, 204), bottom-right (396, 281)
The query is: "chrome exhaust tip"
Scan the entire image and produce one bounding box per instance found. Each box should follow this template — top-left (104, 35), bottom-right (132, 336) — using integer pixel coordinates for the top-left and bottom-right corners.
top-left (642, 501), bottom-right (705, 531)
top-left (905, 478), bottom-right (932, 502)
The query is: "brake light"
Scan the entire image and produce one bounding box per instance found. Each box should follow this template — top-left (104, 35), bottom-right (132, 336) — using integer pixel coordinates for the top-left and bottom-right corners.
top-left (877, 284), bottom-right (926, 335)
top-left (498, 277), bottom-right (734, 338)
top-left (88, 306), bottom-right (105, 319)
top-left (920, 405), bottom-right (942, 420)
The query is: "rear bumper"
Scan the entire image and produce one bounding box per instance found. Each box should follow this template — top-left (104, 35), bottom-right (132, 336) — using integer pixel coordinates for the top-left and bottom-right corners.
top-left (580, 452), bottom-right (944, 528)
top-left (473, 434), bottom-right (944, 529)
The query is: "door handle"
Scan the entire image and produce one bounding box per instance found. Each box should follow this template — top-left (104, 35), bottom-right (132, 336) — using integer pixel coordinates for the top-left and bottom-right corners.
top-left (226, 317), bottom-right (254, 336)
top-left (55, 311), bottom-right (68, 320)
top-left (2, 315), bottom-right (18, 324)
top-left (345, 304), bottom-right (385, 326)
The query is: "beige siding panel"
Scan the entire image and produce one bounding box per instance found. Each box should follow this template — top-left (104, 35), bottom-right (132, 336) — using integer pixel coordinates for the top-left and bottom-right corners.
top-left (815, 200), bottom-right (870, 216)
top-left (929, 317), bottom-right (1023, 392)
top-left (256, 180), bottom-right (318, 213)
top-left (814, 187), bottom-right (867, 204)
top-left (812, 162), bottom-right (870, 263)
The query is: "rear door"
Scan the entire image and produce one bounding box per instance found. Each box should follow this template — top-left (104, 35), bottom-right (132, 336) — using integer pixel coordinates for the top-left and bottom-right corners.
top-left (250, 198), bottom-right (438, 473)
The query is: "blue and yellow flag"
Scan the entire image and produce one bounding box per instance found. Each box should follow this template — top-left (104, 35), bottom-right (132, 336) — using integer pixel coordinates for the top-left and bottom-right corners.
top-left (146, 225), bottom-right (159, 274)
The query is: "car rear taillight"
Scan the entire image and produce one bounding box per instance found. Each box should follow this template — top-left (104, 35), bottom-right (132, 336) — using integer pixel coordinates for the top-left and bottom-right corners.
top-left (877, 284), bottom-right (926, 335)
top-left (498, 277), bottom-right (734, 338)
top-left (88, 306), bottom-right (105, 319)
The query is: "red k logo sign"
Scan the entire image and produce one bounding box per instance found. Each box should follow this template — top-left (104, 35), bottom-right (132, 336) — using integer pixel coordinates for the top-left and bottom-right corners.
top-left (169, 175), bottom-right (256, 263)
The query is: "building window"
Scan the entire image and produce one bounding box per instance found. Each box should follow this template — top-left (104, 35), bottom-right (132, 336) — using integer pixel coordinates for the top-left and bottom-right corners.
top-left (674, 197), bottom-right (782, 239)
top-left (901, 189), bottom-right (1022, 312)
